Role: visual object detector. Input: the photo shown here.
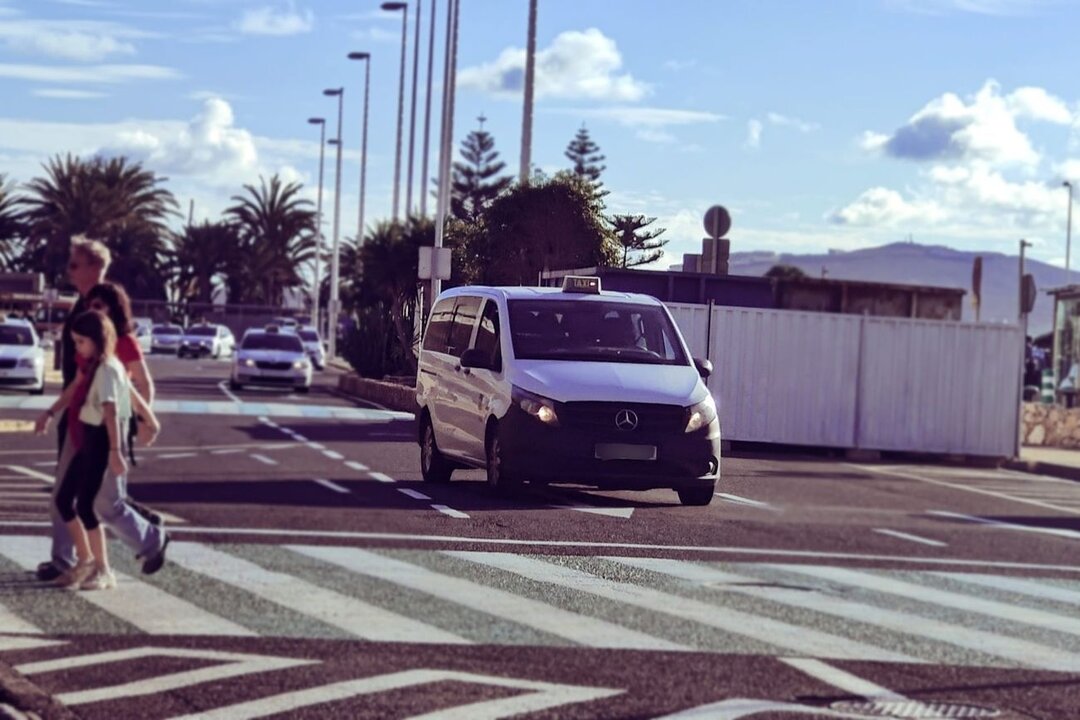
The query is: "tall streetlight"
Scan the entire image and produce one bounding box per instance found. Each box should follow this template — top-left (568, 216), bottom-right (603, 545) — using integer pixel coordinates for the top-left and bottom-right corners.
top-left (307, 117), bottom-right (326, 335)
top-left (347, 52), bottom-right (371, 244)
top-left (433, 0), bottom-right (459, 302)
top-left (406, 0), bottom-right (422, 217)
top-left (1066, 180), bottom-right (1074, 287)
top-left (519, 0), bottom-right (538, 184)
top-left (382, 1), bottom-right (408, 222)
top-left (323, 87), bottom-right (344, 360)
top-left (419, 0), bottom-right (437, 217)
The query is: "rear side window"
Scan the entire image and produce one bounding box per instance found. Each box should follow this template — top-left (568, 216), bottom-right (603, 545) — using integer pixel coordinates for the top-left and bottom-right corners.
top-left (446, 296), bottom-right (481, 358)
top-left (423, 298), bottom-right (456, 353)
top-left (472, 300), bottom-right (502, 372)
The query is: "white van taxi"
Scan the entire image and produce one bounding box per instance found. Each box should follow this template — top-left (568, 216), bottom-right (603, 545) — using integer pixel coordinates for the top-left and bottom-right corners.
top-left (416, 277), bottom-right (720, 506)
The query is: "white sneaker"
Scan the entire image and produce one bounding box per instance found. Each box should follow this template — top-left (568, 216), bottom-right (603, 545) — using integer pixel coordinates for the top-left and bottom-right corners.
top-left (80, 567), bottom-right (117, 591)
top-left (55, 560), bottom-right (95, 590)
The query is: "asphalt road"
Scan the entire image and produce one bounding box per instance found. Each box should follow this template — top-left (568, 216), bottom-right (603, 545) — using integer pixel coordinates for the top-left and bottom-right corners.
top-left (0, 354), bottom-right (1078, 719)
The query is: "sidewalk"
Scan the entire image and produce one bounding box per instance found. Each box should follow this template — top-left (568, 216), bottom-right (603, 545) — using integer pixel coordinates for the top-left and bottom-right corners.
top-left (1005, 445), bottom-right (1080, 483)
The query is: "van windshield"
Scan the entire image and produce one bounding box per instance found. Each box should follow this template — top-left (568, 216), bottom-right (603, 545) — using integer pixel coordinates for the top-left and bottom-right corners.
top-left (507, 300), bottom-right (689, 365)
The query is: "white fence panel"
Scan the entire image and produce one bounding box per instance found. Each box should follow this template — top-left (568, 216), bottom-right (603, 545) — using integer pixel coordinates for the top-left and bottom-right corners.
top-left (857, 319), bottom-right (1021, 456)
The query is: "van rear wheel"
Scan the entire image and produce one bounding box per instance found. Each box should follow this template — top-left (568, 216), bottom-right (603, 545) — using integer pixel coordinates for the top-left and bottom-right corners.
top-left (677, 486), bottom-right (714, 506)
top-left (420, 417), bottom-right (453, 483)
top-left (486, 424), bottom-right (520, 495)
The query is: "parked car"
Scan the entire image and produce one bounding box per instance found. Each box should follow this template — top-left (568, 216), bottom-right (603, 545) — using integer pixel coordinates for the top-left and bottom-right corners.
top-left (415, 276), bottom-right (720, 506)
top-left (0, 316), bottom-right (46, 395)
top-left (179, 323), bottom-right (235, 359)
top-left (132, 317), bottom-right (153, 353)
top-left (230, 325), bottom-right (312, 393)
top-left (297, 326), bottom-right (326, 370)
top-left (150, 324), bottom-right (184, 354)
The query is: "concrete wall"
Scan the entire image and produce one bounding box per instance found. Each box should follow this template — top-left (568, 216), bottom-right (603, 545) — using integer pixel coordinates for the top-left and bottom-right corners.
top-left (338, 374), bottom-right (418, 415)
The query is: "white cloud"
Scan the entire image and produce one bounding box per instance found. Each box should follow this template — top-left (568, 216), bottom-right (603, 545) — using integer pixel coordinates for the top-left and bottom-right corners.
top-left (636, 129), bottom-right (676, 144)
top-left (32, 88), bottom-right (108, 99)
top-left (829, 187), bottom-right (947, 226)
top-left (0, 19), bottom-right (151, 61)
top-left (350, 26), bottom-right (399, 44)
top-left (745, 119), bottom-right (763, 149)
top-left (663, 59), bottom-right (696, 72)
top-left (570, 106), bottom-right (724, 128)
top-left (886, 0), bottom-right (1051, 15)
top-left (236, 3), bottom-right (314, 36)
top-left (767, 112), bottom-right (819, 133)
top-left (458, 28), bottom-right (649, 102)
top-left (861, 80), bottom-right (1071, 168)
top-left (0, 62), bottom-right (180, 83)
top-left (1055, 159), bottom-right (1080, 182)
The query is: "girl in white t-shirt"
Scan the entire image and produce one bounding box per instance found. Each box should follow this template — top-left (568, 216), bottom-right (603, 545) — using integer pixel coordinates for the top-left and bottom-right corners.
top-left (47, 310), bottom-right (139, 590)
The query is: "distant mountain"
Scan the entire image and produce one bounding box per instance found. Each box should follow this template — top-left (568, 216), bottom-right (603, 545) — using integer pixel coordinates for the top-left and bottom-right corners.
top-left (728, 242), bottom-right (1062, 336)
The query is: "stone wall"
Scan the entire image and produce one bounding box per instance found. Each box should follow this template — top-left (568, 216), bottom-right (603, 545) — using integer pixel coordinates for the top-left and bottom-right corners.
top-left (1022, 402), bottom-right (1080, 447)
top-left (338, 374), bottom-right (418, 415)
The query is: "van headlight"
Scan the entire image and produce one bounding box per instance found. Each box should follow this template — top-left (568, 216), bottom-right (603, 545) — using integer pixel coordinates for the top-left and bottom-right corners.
top-left (512, 386), bottom-right (560, 427)
top-left (684, 394), bottom-right (717, 433)
top-left (242, 358), bottom-right (256, 368)
top-left (293, 359), bottom-right (309, 370)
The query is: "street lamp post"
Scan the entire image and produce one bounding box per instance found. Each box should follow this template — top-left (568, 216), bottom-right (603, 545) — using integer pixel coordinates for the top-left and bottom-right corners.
top-left (419, 0), bottom-right (436, 217)
top-left (347, 52), bottom-right (371, 244)
top-left (1066, 180), bottom-right (1074, 287)
top-left (433, 0), bottom-right (459, 302)
top-left (382, 1), bottom-right (408, 222)
top-left (519, 0), bottom-right (537, 183)
top-left (324, 87), bottom-right (344, 360)
top-left (406, 0), bottom-right (422, 217)
top-left (306, 117), bottom-right (326, 335)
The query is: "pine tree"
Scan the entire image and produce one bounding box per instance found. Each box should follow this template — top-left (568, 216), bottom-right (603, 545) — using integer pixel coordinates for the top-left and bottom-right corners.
top-left (564, 124), bottom-right (606, 197)
top-left (610, 214), bottom-right (667, 268)
top-left (450, 116), bottom-right (512, 223)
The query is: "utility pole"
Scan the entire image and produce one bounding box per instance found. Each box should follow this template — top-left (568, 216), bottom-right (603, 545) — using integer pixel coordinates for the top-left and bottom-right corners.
top-left (519, 0), bottom-right (538, 184)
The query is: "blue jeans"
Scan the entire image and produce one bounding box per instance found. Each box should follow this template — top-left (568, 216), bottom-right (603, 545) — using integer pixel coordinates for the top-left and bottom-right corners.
top-left (49, 428), bottom-right (164, 569)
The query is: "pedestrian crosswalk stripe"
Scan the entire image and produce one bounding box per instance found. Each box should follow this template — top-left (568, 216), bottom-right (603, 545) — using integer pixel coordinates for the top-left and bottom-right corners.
top-left (0, 598), bottom-right (43, 635)
top-left (446, 551), bottom-right (916, 663)
top-left (290, 545), bottom-right (687, 652)
top-left (777, 564), bottom-right (1080, 638)
top-left (606, 556), bottom-right (1080, 673)
top-left (930, 572), bottom-right (1080, 607)
top-left (0, 536), bottom-right (254, 637)
top-left (168, 542), bottom-right (469, 645)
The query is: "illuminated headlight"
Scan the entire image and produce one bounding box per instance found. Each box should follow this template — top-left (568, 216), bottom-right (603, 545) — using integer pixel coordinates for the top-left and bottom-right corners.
top-left (293, 359), bottom-right (309, 370)
top-left (512, 386), bottom-right (559, 426)
top-left (242, 358), bottom-right (256, 368)
top-left (684, 394), bottom-right (717, 433)
top-left (17, 357), bottom-right (42, 368)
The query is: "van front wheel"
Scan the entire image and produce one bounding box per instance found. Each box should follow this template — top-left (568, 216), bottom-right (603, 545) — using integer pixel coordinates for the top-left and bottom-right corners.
top-left (486, 424), bottom-right (520, 495)
top-left (420, 417), bottom-right (453, 484)
top-left (677, 486), bottom-right (714, 506)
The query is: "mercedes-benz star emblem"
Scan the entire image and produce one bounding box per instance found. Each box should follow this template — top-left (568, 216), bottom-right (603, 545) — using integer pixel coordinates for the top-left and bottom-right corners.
top-left (615, 409), bottom-right (639, 431)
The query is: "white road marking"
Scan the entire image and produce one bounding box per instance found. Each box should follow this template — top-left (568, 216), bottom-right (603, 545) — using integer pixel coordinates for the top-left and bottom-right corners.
top-left (779, 563), bottom-right (1080, 638)
top-left (0, 636), bottom-right (67, 652)
top-left (449, 552), bottom-right (915, 662)
top-left (781, 657), bottom-right (905, 701)
top-left (872, 528), bottom-right (947, 547)
top-left (169, 669), bottom-right (622, 720)
top-left (313, 479), bottom-right (350, 494)
top-left (288, 433), bottom-right (308, 443)
top-left (931, 572), bottom-right (1080, 606)
top-left (4, 465), bottom-right (54, 484)
top-left (290, 545), bottom-right (683, 651)
top-left (344, 460), bottom-right (368, 472)
top-left (33, 461), bottom-right (56, 467)
top-left (305, 442), bottom-right (326, 451)
top-left (218, 381), bottom-right (242, 404)
top-left (398, 488), bottom-right (431, 500)
top-left (369, 472), bottom-right (396, 483)
top-left (928, 509), bottom-right (1080, 541)
top-left (210, 448), bottom-right (245, 455)
top-left (158, 452), bottom-right (198, 460)
top-left (715, 493), bottom-right (773, 509)
top-left (551, 504), bottom-right (634, 518)
top-left (322, 450), bottom-right (344, 460)
top-left (656, 698), bottom-right (868, 719)
top-left (0, 536), bottom-right (252, 636)
top-left (17, 647), bottom-right (313, 706)
top-left (431, 504), bottom-right (469, 519)
top-left (848, 463), bottom-right (1080, 516)
top-left (169, 542), bottom-right (467, 644)
top-left (609, 556), bottom-right (1080, 672)
top-left (249, 454), bottom-right (278, 466)
top-left (0, 599), bottom-right (45, 635)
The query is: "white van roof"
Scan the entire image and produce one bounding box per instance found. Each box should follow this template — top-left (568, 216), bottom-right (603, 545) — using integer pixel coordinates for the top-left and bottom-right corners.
top-left (436, 285), bottom-right (661, 306)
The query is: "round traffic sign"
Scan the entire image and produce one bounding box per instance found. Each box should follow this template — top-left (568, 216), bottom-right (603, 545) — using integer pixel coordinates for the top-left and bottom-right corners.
top-left (703, 205), bottom-right (731, 239)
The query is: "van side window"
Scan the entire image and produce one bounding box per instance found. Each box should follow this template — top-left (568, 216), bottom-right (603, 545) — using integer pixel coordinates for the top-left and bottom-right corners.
top-left (446, 295), bottom-right (481, 358)
top-left (473, 300), bottom-right (502, 372)
top-left (423, 298), bottom-right (456, 353)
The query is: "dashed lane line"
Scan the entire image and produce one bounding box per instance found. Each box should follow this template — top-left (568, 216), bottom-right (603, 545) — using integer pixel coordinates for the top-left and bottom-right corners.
top-left (322, 450), bottom-right (344, 461)
top-left (431, 504), bottom-right (470, 519)
top-left (249, 454), bottom-right (278, 466)
top-left (928, 509), bottom-right (1080, 541)
top-left (398, 488), bottom-right (431, 500)
top-left (345, 461), bottom-right (369, 472)
top-left (369, 472), bottom-right (396, 484)
top-left (872, 528), bottom-right (947, 547)
top-left (313, 479), bottom-right (350, 494)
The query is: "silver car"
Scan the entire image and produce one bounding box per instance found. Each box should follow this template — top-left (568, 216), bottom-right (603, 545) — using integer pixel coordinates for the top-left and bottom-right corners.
top-left (150, 324), bottom-right (184, 354)
top-left (179, 324), bottom-right (235, 359)
top-left (0, 319), bottom-right (45, 395)
top-left (231, 326), bottom-right (312, 393)
top-left (297, 327), bottom-right (326, 370)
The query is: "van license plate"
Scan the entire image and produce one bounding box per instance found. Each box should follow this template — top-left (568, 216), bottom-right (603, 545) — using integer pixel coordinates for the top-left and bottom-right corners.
top-left (595, 444), bottom-right (657, 461)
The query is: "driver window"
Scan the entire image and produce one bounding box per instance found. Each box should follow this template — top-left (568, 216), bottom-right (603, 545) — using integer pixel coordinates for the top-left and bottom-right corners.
top-left (472, 299), bottom-right (502, 372)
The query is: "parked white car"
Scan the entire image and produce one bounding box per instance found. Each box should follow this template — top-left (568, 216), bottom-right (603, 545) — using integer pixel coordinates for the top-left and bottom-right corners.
top-left (297, 326), bottom-right (326, 370)
top-left (178, 323), bottom-right (236, 359)
top-left (0, 317), bottom-right (46, 395)
top-left (132, 317), bottom-right (153, 353)
top-left (150, 324), bottom-right (184, 354)
top-left (230, 325), bottom-right (312, 393)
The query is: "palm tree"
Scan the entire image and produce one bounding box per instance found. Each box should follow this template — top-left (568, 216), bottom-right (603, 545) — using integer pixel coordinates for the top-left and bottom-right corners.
top-left (168, 221), bottom-right (238, 303)
top-left (0, 174), bottom-right (22, 271)
top-left (225, 174), bottom-right (316, 305)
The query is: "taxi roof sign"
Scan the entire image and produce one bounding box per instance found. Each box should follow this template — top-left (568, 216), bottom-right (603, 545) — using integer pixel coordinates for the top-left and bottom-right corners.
top-left (561, 276), bottom-right (601, 294)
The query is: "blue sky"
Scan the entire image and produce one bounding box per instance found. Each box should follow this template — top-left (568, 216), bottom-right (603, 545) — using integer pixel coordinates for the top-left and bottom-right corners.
top-left (1, 0), bottom-right (1078, 269)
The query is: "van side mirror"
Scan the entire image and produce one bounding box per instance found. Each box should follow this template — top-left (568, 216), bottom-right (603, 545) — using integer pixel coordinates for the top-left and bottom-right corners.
top-left (459, 348), bottom-right (489, 370)
top-left (694, 357), bottom-right (713, 379)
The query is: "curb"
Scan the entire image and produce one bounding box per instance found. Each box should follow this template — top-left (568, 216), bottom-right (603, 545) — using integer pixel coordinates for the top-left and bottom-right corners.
top-left (1003, 458), bottom-right (1080, 483)
top-left (0, 656), bottom-right (76, 720)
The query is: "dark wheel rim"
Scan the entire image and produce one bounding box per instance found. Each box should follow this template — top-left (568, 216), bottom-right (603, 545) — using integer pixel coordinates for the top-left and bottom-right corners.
top-left (488, 435), bottom-right (501, 486)
top-left (422, 425), bottom-right (435, 474)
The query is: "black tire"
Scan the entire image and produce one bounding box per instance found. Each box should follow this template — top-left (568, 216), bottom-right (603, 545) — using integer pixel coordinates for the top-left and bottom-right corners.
top-left (229, 380), bottom-right (243, 391)
top-left (420, 416), bottom-right (453, 483)
top-left (295, 385), bottom-right (310, 394)
top-left (30, 383), bottom-right (45, 396)
top-left (677, 486), bottom-right (715, 506)
top-left (485, 423), bottom-right (520, 495)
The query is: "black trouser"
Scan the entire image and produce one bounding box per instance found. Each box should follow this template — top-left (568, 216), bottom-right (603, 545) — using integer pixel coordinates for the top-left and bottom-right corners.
top-left (54, 424), bottom-right (109, 530)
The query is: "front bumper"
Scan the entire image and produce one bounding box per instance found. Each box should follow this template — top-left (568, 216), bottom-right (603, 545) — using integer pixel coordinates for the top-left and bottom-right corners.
top-left (234, 367), bottom-right (311, 387)
top-left (179, 343), bottom-right (213, 356)
top-left (0, 367), bottom-right (43, 388)
top-left (498, 404), bottom-right (720, 491)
